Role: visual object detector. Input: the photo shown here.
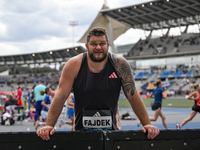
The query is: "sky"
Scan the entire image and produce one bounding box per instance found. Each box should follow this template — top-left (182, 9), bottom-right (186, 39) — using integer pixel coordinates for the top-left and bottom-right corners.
top-left (0, 0), bottom-right (199, 56)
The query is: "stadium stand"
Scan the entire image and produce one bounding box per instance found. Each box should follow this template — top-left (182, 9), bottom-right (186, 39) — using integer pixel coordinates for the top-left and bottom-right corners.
top-left (126, 33), bottom-right (200, 57)
top-left (160, 70), bottom-right (174, 78)
top-left (134, 71), bottom-right (155, 80)
top-left (0, 46), bottom-right (86, 74)
top-left (179, 34), bottom-right (200, 52)
top-left (146, 71), bottom-right (155, 78)
top-left (131, 65), bottom-right (199, 94)
top-left (186, 69), bottom-right (195, 77)
top-left (173, 70), bottom-right (183, 78)
top-left (134, 72), bottom-right (148, 79)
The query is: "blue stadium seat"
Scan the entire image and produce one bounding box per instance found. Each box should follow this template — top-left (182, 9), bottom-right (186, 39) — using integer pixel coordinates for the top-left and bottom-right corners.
top-left (186, 69), bottom-right (195, 77)
top-left (160, 71), bottom-right (173, 78)
top-left (141, 82), bottom-right (149, 89)
top-left (0, 79), bottom-right (7, 82)
top-left (173, 70), bottom-right (183, 77)
top-left (146, 71), bottom-right (154, 78)
top-left (135, 72), bottom-right (148, 79)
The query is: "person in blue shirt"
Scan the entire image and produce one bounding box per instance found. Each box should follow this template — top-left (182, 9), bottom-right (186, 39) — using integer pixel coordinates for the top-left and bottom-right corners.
top-left (34, 82), bottom-right (46, 125)
top-left (35, 87), bottom-right (52, 130)
top-left (59, 89), bottom-right (75, 131)
top-left (149, 80), bottom-right (168, 129)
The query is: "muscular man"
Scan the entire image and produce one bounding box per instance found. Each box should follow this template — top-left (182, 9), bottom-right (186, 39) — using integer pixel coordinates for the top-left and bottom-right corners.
top-left (37, 27), bottom-right (159, 140)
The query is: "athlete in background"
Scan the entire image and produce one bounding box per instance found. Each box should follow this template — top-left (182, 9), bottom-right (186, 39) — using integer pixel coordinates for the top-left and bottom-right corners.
top-left (147, 80), bottom-right (168, 129)
top-left (59, 89), bottom-right (75, 131)
top-left (176, 83), bottom-right (200, 129)
top-left (35, 87), bottom-right (52, 130)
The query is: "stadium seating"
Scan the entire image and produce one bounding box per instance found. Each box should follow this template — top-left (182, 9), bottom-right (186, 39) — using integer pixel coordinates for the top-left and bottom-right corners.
top-left (126, 33), bottom-right (200, 57)
top-left (0, 79), bottom-right (7, 82)
top-left (160, 70), bottom-right (173, 78)
top-left (141, 82), bottom-right (149, 89)
top-left (31, 78), bottom-right (50, 82)
top-left (186, 69), bottom-right (195, 77)
top-left (178, 34), bottom-right (200, 52)
top-left (173, 70), bottom-right (183, 77)
top-left (162, 81), bottom-right (175, 88)
top-left (135, 72), bottom-right (148, 79)
top-left (146, 71), bottom-right (154, 78)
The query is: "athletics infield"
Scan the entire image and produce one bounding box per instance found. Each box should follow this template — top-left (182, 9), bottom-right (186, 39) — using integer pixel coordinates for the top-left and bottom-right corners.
top-left (0, 106), bottom-right (199, 132)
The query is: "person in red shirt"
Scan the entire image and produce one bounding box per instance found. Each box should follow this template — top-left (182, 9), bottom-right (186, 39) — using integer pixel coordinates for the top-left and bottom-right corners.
top-left (16, 84), bottom-right (23, 106)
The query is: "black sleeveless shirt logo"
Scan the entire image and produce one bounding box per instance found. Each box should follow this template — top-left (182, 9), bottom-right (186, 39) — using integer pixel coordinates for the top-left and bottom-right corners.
top-left (73, 52), bottom-right (122, 130)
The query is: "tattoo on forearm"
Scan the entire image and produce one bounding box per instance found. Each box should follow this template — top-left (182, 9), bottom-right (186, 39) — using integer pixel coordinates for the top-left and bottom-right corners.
top-left (112, 54), bottom-right (136, 98)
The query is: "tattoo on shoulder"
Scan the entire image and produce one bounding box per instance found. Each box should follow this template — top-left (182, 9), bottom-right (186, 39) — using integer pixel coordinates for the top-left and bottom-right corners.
top-left (112, 54), bottom-right (136, 98)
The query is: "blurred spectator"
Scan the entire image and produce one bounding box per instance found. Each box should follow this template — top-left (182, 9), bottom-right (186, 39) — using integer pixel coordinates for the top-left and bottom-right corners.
top-left (148, 44), bottom-right (154, 49)
top-left (186, 78), bottom-right (190, 84)
top-left (3, 95), bottom-right (9, 103)
top-left (166, 39), bottom-right (170, 44)
top-left (5, 94), bottom-right (18, 108)
top-left (174, 41), bottom-right (178, 48)
top-left (16, 84), bottom-right (23, 106)
top-left (183, 69), bottom-right (187, 74)
top-left (24, 95), bottom-right (29, 111)
top-left (34, 82), bottom-right (46, 125)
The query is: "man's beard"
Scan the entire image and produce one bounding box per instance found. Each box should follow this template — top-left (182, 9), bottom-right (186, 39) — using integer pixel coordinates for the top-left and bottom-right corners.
top-left (88, 49), bottom-right (108, 62)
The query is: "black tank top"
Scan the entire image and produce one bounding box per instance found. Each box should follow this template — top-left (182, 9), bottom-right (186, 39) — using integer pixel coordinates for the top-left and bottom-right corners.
top-left (73, 52), bottom-right (122, 130)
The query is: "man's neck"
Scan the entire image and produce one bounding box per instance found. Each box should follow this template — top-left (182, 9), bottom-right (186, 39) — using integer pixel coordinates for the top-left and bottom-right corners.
top-left (87, 54), bottom-right (108, 73)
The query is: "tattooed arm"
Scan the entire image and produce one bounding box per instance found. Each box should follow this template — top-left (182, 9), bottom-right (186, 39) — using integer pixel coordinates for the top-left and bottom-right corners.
top-left (112, 54), bottom-right (159, 139)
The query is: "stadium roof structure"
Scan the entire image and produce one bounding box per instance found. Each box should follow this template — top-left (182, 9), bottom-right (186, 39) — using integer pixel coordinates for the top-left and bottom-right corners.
top-left (0, 46), bottom-right (86, 67)
top-left (78, 4), bottom-right (130, 43)
top-left (78, 4), bottom-right (130, 53)
top-left (100, 0), bottom-right (200, 31)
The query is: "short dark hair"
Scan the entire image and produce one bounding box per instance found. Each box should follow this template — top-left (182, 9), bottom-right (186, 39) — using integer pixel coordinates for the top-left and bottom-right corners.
top-left (40, 87), bottom-right (51, 95)
top-left (17, 83), bottom-right (20, 89)
top-left (87, 27), bottom-right (108, 44)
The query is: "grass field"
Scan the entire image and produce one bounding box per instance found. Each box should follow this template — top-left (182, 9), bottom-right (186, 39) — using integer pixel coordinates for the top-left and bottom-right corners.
top-left (118, 98), bottom-right (194, 108)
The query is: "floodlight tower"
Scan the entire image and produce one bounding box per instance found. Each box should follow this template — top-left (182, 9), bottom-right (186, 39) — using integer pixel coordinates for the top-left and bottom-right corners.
top-left (69, 21), bottom-right (78, 47)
